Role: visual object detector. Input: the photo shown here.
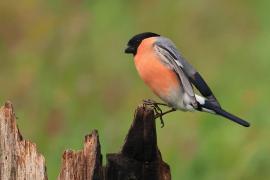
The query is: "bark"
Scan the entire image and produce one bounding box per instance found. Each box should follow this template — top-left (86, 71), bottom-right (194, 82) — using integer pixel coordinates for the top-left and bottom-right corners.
top-left (58, 130), bottom-right (102, 180)
top-left (0, 101), bottom-right (47, 180)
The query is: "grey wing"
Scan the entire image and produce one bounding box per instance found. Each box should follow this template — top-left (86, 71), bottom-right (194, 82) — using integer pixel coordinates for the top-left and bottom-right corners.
top-left (154, 39), bottom-right (197, 108)
top-left (154, 37), bottom-right (221, 107)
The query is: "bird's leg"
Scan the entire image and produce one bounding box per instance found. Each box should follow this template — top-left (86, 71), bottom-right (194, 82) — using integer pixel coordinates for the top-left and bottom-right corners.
top-left (143, 99), bottom-right (174, 128)
top-left (153, 108), bottom-right (176, 128)
top-left (143, 99), bottom-right (165, 127)
top-left (155, 108), bottom-right (176, 128)
top-left (155, 108), bottom-right (176, 119)
top-left (143, 99), bottom-right (163, 114)
top-left (152, 106), bottom-right (165, 127)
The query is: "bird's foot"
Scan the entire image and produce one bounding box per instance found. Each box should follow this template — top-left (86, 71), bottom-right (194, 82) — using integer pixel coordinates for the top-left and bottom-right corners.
top-left (155, 108), bottom-right (176, 120)
top-left (142, 99), bottom-right (174, 128)
top-left (153, 106), bottom-right (165, 128)
top-left (153, 108), bottom-right (176, 128)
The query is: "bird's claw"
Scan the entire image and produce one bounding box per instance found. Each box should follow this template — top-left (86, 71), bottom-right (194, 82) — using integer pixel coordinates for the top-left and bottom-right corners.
top-left (157, 115), bottom-right (165, 128)
top-left (143, 99), bottom-right (166, 128)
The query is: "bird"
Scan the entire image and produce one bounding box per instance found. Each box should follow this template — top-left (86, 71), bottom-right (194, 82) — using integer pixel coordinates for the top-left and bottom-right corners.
top-left (124, 32), bottom-right (250, 127)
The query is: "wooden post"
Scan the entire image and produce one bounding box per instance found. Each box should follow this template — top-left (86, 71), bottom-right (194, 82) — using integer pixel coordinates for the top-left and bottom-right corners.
top-left (104, 105), bottom-right (171, 180)
top-left (0, 101), bottom-right (47, 180)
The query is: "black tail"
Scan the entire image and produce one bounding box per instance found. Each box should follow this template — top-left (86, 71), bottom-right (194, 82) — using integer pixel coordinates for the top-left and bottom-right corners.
top-left (199, 101), bottom-right (250, 127)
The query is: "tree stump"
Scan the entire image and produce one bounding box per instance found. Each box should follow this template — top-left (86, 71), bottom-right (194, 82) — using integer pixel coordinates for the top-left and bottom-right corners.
top-left (104, 105), bottom-right (171, 180)
top-left (0, 101), bottom-right (48, 180)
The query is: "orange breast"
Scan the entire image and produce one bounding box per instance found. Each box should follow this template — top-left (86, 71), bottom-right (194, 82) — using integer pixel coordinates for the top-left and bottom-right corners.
top-left (134, 38), bottom-right (181, 98)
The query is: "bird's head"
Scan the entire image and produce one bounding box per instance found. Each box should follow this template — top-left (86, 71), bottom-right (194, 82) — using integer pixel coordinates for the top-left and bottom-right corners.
top-left (125, 32), bottom-right (160, 55)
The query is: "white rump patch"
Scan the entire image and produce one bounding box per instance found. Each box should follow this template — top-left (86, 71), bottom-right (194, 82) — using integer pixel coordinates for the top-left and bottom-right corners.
top-left (195, 94), bottom-right (205, 105)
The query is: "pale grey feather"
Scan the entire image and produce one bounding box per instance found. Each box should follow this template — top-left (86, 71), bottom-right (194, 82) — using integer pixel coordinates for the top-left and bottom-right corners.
top-left (153, 37), bottom-right (198, 108)
top-left (155, 37), bottom-right (196, 74)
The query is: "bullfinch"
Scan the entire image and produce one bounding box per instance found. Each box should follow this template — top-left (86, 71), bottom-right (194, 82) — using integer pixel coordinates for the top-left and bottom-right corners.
top-left (125, 32), bottom-right (250, 127)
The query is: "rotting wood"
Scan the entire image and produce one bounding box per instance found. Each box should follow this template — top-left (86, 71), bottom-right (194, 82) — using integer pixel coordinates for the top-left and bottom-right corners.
top-left (58, 130), bottom-right (103, 180)
top-left (0, 101), bottom-right (48, 180)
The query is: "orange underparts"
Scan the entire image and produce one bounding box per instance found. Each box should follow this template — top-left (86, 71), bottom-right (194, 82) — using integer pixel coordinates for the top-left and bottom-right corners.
top-left (134, 38), bottom-right (181, 98)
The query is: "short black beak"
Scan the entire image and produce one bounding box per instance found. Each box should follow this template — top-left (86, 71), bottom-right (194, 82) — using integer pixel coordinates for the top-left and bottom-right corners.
top-left (125, 46), bottom-right (135, 54)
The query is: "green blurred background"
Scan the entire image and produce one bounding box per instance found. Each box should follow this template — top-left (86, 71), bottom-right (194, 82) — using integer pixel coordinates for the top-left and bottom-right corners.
top-left (0, 0), bottom-right (269, 179)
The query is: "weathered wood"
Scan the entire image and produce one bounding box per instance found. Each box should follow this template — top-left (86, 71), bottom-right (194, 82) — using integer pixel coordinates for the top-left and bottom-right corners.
top-left (0, 101), bottom-right (47, 180)
top-left (1, 101), bottom-right (171, 180)
top-left (58, 130), bottom-right (103, 180)
top-left (105, 105), bottom-right (171, 180)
